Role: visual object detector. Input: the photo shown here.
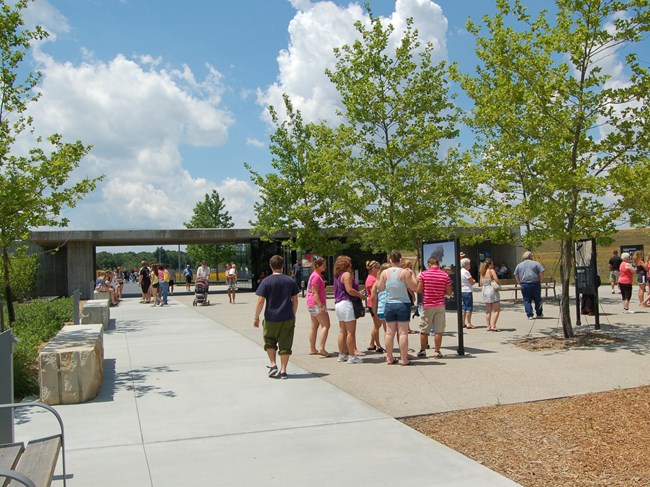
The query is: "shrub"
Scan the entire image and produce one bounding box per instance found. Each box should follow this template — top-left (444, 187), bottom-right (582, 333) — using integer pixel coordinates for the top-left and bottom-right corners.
top-left (1, 247), bottom-right (39, 301)
top-left (6, 298), bottom-right (72, 398)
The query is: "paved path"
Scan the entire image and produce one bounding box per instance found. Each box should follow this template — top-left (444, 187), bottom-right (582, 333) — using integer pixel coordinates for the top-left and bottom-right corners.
top-left (15, 287), bottom-right (532, 487)
top-left (178, 285), bottom-right (650, 417)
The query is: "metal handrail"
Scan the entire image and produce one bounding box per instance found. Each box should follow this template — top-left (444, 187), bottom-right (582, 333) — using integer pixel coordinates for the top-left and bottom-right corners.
top-left (0, 401), bottom-right (66, 487)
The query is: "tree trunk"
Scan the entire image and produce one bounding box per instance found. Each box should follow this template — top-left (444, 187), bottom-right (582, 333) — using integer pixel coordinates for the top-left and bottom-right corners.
top-left (559, 239), bottom-right (574, 338)
top-left (2, 247), bottom-right (16, 323)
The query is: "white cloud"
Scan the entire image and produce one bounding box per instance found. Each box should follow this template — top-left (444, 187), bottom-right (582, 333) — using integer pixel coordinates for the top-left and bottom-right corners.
top-left (23, 0), bottom-right (70, 41)
top-left (22, 46), bottom-right (241, 228)
top-left (246, 137), bottom-right (266, 148)
top-left (259, 0), bottom-right (448, 125)
top-left (218, 178), bottom-right (260, 227)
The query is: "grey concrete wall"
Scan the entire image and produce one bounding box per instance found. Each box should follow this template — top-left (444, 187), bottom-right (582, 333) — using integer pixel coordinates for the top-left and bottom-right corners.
top-left (34, 244), bottom-right (68, 297)
top-left (67, 241), bottom-right (95, 299)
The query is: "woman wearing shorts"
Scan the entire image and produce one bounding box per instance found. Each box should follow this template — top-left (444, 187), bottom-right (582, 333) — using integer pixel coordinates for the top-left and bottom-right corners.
top-left (460, 258), bottom-right (476, 328)
top-left (333, 255), bottom-right (366, 364)
top-left (618, 253), bottom-right (635, 313)
top-left (365, 260), bottom-right (385, 353)
top-left (376, 251), bottom-right (418, 365)
top-left (480, 258), bottom-right (501, 331)
top-left (306, 257), bottom-right (331, 357)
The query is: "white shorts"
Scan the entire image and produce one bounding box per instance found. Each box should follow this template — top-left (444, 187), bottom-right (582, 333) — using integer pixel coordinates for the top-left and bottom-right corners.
top-left (335, 300), bottom-right (355, 322)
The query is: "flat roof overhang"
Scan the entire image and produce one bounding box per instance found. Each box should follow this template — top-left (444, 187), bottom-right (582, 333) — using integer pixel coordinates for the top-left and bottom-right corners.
top-left (28, 229), bottom-right (293, 247)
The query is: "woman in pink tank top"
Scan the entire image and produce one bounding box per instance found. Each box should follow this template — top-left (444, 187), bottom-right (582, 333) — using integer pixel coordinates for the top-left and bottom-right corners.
top-left (306, 257), bottom-right (331, 357)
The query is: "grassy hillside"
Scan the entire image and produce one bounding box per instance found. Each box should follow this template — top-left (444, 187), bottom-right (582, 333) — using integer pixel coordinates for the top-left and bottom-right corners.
top-left (533, 228), bottom-right (650, 282)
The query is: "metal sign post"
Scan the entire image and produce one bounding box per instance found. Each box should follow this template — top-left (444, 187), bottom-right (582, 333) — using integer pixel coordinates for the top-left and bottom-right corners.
top-left (0, 329), bottom-right (15, 443)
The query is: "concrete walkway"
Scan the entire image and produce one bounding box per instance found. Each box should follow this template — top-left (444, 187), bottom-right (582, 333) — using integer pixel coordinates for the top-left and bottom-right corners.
top-left (14, 287), bottom-right (529, 486)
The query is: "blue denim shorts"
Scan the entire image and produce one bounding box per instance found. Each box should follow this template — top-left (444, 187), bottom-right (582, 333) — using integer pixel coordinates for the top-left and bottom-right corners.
top-left (461, 292), bottom-right (473, 312)
top-left (384, 302), bottom-right (411, 322)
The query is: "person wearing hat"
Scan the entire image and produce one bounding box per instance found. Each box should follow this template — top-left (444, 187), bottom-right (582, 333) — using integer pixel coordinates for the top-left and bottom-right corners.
top-left (183, 264), bottom-right (193, 291)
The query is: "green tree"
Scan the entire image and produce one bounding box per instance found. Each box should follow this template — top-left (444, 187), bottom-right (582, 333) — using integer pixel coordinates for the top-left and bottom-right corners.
top-left (1, 0), bottom-right (102, 322)
top-left (325, 9), bottom-right (476, 256)
top-left (453, 0), bottom-right (650, 337)
top-left (184, 190), bottom-right (235, 271)
top-left (246, 94), bottom-right (351, 256)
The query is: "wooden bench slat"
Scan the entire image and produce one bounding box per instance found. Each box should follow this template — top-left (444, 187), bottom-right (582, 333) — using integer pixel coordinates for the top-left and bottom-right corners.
top-left (0, 443), bottom-right (24, 471)
top-left (8, 436), bottom-right (61, 487)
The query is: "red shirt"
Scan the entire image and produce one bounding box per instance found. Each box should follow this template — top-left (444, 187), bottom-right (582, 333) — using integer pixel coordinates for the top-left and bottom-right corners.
top-left (419, 266), bottom-right (451, 308)
top-left (365, 274), bottom-right (377, 307)
top-left (618, 262), bottom-right (633, 285)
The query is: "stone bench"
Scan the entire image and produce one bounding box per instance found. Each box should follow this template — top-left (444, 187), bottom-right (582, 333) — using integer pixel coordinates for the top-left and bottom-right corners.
top-left (93, 290), bottom-right (110, 305)
top-left (38, 324), bottom-right (104, 406)
top-left (81, 299), bottom-right (110, 330)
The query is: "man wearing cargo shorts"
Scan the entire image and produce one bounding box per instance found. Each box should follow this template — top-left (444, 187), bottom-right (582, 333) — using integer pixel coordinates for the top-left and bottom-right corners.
top-left (416, 256), bottom-right (452, 359)
top-left (253, 255), bottom-right (300, 379)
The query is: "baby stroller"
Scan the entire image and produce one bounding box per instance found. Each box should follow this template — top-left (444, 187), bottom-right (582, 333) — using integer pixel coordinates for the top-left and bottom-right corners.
top-left (193, 277), bottom-right (210, 306)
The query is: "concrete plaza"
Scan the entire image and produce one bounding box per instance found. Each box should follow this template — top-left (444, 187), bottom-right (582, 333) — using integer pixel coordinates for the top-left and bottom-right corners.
top-left (13, 283), bottom-right (649, 486)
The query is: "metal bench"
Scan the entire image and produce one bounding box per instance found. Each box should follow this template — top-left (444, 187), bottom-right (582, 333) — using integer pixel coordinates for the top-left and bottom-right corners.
top-left (496, 278), bottom-right (558, 300)
top-left (0, 402), bottom-right (66, 487)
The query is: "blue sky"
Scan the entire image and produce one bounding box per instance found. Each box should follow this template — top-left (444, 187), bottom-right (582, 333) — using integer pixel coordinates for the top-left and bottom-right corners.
top-left (18, 0), bottom-right (635, 233)
top-left (15, 0), bottom-right (508, 231)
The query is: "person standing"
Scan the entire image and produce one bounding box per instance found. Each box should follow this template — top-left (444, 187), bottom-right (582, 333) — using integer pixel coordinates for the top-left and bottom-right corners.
top-left (480, 258), bottom-right (501, 331)
top-left (377, 251), bottom-right (418, 365)
top-left (197, 261), bottom-right (210, 280)
top-left (227, 263), bottom-right (238, 304)
top-left (306, 257), bottom-right (331, 357)
top-left (160, 265), bottom-right (170, 305)
top-left (197, 261), bottom-right (210, 295)
top-left (416, 256), bottom-right (452, 359)
top-left (253, 255), bottom-right (300, 379)
top-left (150, 264), bottom-right (161, 307)
top-left (618, 252), bottom-right (635, 314)
top-left (460, 258), bottom-right (476, 328)
top-left (633, 251), bottom-right (647, 307)
top-left (333, 255), bottom-right (366, 364)
top-left (365, 260), bottom-right (385, 353)
top-left (138, 260), bottom-right (151, 304)
top-left (183, 264), bottom-right (193, 291)
top-left (291, 259), bottom-right (302, 291)
top-left (608, 250), bottom-right (623, 294)
top-left (514, 251), bottom-right (545, 320)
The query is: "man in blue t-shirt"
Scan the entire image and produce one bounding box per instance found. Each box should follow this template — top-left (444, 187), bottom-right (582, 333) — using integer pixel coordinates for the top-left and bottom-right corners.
top-left (254, 255), bottom-right (300, 379)
top-left (514, 251), bottom-right (545, 319)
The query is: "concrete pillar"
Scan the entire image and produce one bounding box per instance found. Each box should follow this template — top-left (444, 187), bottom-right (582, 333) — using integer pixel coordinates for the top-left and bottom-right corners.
top-left (67, 241), bottom-right (95, 299)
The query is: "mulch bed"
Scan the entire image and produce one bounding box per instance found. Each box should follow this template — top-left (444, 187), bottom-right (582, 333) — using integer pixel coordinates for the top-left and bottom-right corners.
top-left (512, 331), bottom-right (625, 352)
top-left (401, 386), bottom-right (650, 486)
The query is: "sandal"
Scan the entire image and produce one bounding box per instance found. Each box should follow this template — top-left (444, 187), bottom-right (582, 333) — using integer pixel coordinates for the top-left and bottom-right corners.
top-left (317, 350), bottom-right (330, 357)
top-left (401, 360), bottom-right (414, 366)
top-left (375, 346), bottom-right (385, 353)
top-left (367, 346), bottom-right (377, 352)
top-left (387, 358), bottom-right (399, 365)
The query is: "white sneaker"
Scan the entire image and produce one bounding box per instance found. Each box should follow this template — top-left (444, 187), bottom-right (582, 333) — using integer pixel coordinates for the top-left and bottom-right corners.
top-left (337, 354), bottom-right (349, 362)
top-left (347, 355), bottom-right (363, 364)
top-left (623, 309), bottom-right (635, 314)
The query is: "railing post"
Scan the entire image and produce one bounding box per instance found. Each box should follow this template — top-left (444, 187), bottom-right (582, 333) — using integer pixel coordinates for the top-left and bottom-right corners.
top-left (0, 329), bottom-right (16, 443)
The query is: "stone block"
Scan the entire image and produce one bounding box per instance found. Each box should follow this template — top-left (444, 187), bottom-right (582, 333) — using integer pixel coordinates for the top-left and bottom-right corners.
top-left (81, 299), bottom-right (110, 330)
top-left (39, 324), bottom-right (104, 405)
top-left (93, 290), bottom-right (110, 305)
